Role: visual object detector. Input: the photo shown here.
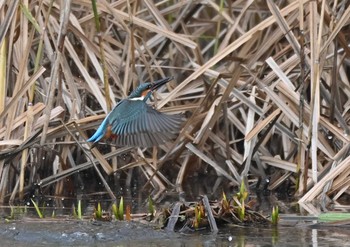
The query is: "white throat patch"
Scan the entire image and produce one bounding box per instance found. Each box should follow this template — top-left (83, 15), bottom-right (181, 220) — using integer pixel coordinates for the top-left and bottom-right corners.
top-left (129, 96), bottom-right (145, 101)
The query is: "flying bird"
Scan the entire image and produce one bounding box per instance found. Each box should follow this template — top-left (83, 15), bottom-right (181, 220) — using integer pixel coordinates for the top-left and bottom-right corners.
top-left (87, 77), bottom-right (182, 147)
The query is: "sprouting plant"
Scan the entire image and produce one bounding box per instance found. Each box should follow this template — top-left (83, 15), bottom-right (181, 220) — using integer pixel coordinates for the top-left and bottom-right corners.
top-left (148, 195), bottom-right (155, 217)
top-left (118, 196), bottom-right (124, 220)
top-left (73, 200), bottom-right (82, 219)
top-left (112, 197), bottom-right (125, 221)
top-left (77, 200), bottom-right (82, 219)
top-left (31, 199), bottom-right (43, 218)
top-left (193, 205), bottom-right (201, 229)
top-left (112, 203), bottom-right (118, 220)
top-left (193, 203), bottom-right (204, 229)
top-left (236, 180), bottom-right (248, 202)
top-left (233, 181), bottom-right (249, 221)
top-left (6, 206), bottom-right (28, 221)
top-left (271, 206), bottom-right (279, 225)
top-left (5, 206), bottom-right (15, 222)
top-left (94, 202), bottom-right (102, 220)
top-left (222, 191), bottom-right (230, 212)
top-left (237, 200), bottom-right (245, 221)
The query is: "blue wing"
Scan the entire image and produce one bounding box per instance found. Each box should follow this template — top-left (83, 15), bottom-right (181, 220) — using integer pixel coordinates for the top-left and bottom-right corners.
top-left (109, 100), bottom-right (183, 147)
top-left (87, 99), bottom-right (183, 147)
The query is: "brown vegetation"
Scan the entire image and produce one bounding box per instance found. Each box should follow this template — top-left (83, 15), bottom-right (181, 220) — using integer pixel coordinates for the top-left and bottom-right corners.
top-left (0, 1), bottom-right (350, 206)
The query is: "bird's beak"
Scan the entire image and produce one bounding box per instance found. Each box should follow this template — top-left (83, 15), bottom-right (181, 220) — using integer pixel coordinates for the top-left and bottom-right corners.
top-left (151, 77), bottom-right (174, 91)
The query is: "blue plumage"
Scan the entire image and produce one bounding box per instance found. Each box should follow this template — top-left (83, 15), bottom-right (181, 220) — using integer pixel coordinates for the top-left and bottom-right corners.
top-left (86, 115), bottom-right (110, 142)
top-left (87, 77), bottom-right (183, 147)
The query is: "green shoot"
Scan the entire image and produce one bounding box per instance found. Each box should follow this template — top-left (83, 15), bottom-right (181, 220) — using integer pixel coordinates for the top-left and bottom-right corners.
top-left (222, 191), bottom-right (230, 211)
top-left (6, 206), bottom-right (15, 221)
top-left (148, 196), bottom-right (155, 216)
top-left (31, 199), bottom-right (43, 218)
top-left (194, 205), bottom-right (201, 229)
top-left (95, 202), bottom-right (102, 220)
top-left (237, 180), bottom-right (248, 202)
top-left (271, 206), bottom-right (279, 225)
top-left (77, 200), bottom-right (82, 220)
top-left (237, 200), bottom-right (245, 221)
top-left (118, 197), bottom-right (124, 220)
top-left (112, 203), bottom-right (118, 220)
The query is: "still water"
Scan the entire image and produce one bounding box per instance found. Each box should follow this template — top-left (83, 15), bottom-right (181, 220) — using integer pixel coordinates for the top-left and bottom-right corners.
top-left (0, 219), bottom-right (349, 247)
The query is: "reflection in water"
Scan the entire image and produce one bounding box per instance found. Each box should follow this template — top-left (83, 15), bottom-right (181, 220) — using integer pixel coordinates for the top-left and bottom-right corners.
top-left (1, 220), bottom-right (348, 247)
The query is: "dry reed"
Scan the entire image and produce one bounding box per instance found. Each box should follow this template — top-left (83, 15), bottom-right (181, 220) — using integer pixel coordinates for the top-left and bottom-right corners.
top-left (0, 0), bottom-right (349, 206)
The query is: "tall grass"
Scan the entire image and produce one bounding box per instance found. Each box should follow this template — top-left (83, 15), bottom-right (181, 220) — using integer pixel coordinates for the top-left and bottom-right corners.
top-left (0, 1), bottom-right (349, 206)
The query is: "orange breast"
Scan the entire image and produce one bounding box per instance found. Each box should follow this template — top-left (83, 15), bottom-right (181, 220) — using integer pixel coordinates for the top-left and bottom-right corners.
top-left (142, 89), bottom-right (150, 97)
top-left (105, 125), bottom-right (118, 140)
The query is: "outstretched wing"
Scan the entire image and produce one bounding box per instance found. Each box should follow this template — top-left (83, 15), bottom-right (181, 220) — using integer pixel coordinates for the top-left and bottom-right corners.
top-left (107, 99), bottom-right (183, 147)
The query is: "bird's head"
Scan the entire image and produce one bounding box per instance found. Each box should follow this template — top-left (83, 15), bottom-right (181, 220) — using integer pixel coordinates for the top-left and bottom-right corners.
top-left (128, 77), bottom-right (173, 101)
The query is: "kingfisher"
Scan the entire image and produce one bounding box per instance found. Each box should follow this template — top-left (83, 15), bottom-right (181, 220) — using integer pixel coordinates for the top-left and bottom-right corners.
top-left (87, 77), bottom-right (183, 147)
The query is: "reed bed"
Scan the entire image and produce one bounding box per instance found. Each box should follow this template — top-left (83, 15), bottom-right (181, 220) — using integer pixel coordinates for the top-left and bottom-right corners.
top-left (0, 0), bottom-right (349, 206)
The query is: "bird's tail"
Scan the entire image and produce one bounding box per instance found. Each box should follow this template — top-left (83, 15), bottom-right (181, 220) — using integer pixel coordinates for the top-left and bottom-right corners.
top-left (86, 117), bottom-right (109, 143)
